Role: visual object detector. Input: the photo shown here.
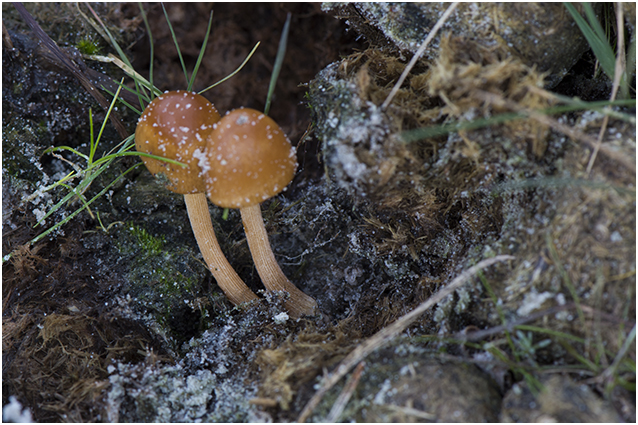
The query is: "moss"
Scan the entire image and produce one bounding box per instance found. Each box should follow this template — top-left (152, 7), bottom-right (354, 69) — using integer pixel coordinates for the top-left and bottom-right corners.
top-left (76, 37), bottom-right (101, 55)
top-left (128, 222), bottom-right (166, 255)
top-left (112, 222), bottom-right (208, 347)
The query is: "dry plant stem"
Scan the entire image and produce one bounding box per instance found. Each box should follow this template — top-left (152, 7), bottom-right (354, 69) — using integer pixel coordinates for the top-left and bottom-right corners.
top-left (586, 1), bottom-right (625, 175)
top-left (381, 2), bottom-right (459, 109)
top-left (297, 255), bottom-right (515, 422)
top-left (326, 361), bottom-right (366, 422)
top-left (184, 193), bottom-right (258, 305)
top-left (240, 204), bottom-right (318, 317)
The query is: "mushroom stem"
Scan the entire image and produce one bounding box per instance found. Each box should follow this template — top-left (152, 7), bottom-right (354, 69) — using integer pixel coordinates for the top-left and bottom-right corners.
top-left (240, 204), bottom-right (318, 317)
top-left (184, 193), bottom-right (259, 306)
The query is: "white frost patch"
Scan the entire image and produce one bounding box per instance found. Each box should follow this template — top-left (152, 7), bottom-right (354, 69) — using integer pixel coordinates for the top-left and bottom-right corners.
top-left (272, 312), bottom-right (289, 324)
top-left (192, 148), bottom-right (210, 175)
top-left (32, 208), bottom-right (47, 225)
top-left (336, 101), bottom-right (386, 146)
top-left (516, 290), bottom-right (554, 316)
top-left (3, 396), bottom-right (33, 423)
top-left (235, 114), bottom-right (250, 126)
top-left (373, 378), bottom-right (394, 405)
top-left (327, 111), bottom-right (339, 128)
top-left (333, 144), bottom-right (367, 181)
top-left (610, 230), bottom-right (623, 242)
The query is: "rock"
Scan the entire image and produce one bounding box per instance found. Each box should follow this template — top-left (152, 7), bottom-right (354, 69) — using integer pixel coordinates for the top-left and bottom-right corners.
top-left (325, 3), bottom-right (595, 88)
top-left (358, 356), bottom-right (502, 422)
top-left (501, 375), bottom-right (622, 422)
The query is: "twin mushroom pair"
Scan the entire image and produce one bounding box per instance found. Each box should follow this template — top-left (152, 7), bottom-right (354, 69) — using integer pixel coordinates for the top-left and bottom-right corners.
top-left (135, 90), bottom-right (317, 318)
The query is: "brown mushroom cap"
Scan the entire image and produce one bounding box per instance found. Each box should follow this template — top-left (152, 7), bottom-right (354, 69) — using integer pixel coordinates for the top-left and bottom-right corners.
top-left (135, 90), bottom-right (221, 194)
top-left (204, 108), bottom-right (298, 209)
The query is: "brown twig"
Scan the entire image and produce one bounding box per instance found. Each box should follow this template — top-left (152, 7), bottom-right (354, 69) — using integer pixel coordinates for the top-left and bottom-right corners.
top-left (325, 361), bottom-right (366, 422)
top-left (2, 20), bottom-right (14, 49)
top-left (297, 255), bottom-right (515, 422)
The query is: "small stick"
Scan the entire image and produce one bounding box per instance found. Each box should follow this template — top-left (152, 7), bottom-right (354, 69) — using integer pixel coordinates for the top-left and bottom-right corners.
top-left (297, 255), bottom-right (515, 422)
top-left (384, 404), bottom-right (436, 421)
top-left (381, 3), bottom-right (459, 110)
top-left (325, 361), bottom-right (366, 423)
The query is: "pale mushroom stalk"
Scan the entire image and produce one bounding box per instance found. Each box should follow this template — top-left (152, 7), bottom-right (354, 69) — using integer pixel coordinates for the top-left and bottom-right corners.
top-left (184, 193), bottom-right (258, 305)
top-left (204, 107), bottom-right (318, 317)
top-left (240, 204), bottom-right (317, 317)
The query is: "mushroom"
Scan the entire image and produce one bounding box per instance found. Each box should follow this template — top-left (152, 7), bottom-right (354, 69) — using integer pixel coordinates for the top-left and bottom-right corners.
top-left (204, 107), bottom-right (318, 317)
top-left (135, 90), bottom-right (258, 306)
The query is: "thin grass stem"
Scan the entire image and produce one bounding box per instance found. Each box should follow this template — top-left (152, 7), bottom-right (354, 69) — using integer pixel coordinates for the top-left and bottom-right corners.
top-left (91, 81), bottom-right (124, 165)
top-left (199, 42), bottom-right (260, 94)
top-left (188, 10), bottom-right (215, 91)
top-left (264, 12), bottom-right (291, 115)
top-left (514, 324), bottom-right (586, 344)
top-left (43, 146), bottom-right (89, 162)
top-left (401, 98), bottom-right (635, 143)
top-left (545, 234), bottom-right (586, 328)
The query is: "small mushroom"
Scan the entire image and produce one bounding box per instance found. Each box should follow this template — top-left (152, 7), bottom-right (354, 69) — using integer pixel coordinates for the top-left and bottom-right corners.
top-left (135, 91), bottom-right (258, 306)
top-left (204, 107), bottom-right (318, 317)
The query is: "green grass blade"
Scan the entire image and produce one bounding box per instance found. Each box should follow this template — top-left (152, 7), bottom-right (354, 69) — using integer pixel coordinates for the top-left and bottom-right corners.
top-left (582, 3), bottom-right (609, 46)
top-left (491, 177), bottom-right (635, 196)
top-left (102, 55), bottom-right (162, 99)
top-left (34, 181), bottom-right (87, 228)
top-left (478, 271), bottom-right (519, 361)
top-left (603, 324), bottom-right (636, 380)
top-left (559, 339), bottom-right (601, 372)
top-left (29, 163), bottom-right (142, 245)
top-left (401, 112), bottom-right (522, 142)
top-left (401, 97), bottom-right (636, 143)
top-left (34, 153), bottom-right (118, 228)
top-left (91, 81), bottom-right (124, 165)
top-left (89, 107), bottom-right (95, 157)
top-left (85, 4), bottom-right (133, 69)
top-left (112, 134), bottom-right (138, 155)
top-left (101, 84), bottom-right (144, 115)
top-left (86, 3), bottom-right (151, 110)
top-left (96, 151), bottom-right (187, 167)
top-left (188, 10), bottom-right (215, 91)
top-left (264, 12), bottom-right (291, 115)
top-left (514, 324), bottom-right (586, 344)
top-left (199, 42), bottom-right (260, 94)
top-left (564, 2), bottom-right (616, 81)
top-left (22, 171), bottom-right (77, 204)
